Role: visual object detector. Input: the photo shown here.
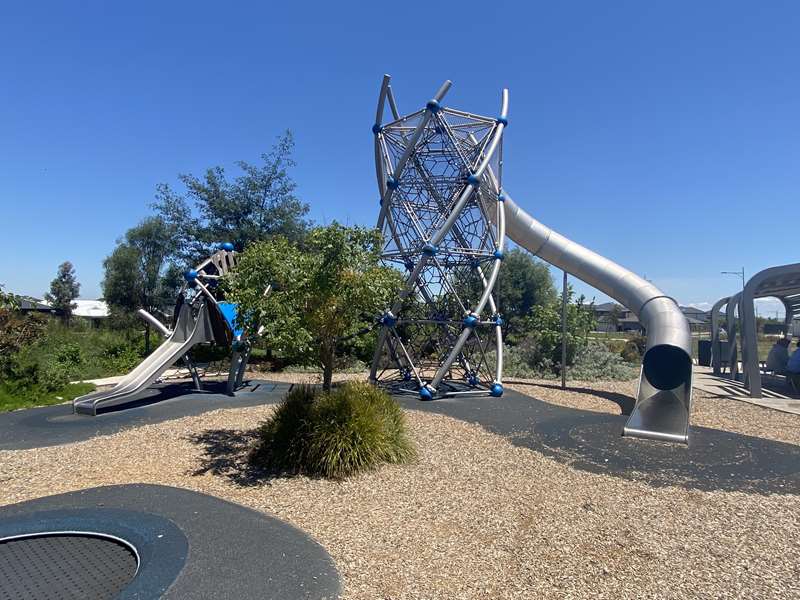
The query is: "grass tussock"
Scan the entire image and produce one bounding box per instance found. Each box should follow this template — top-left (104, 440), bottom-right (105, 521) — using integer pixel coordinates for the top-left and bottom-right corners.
top-left (251, 382), bottom-right (415, 479)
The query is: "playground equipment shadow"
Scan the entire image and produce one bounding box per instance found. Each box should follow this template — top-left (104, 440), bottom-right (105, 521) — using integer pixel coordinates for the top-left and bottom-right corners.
top-left (0, 380), bottom-right (290, 451)
top-left (2, 379), bottom-right (798, 495)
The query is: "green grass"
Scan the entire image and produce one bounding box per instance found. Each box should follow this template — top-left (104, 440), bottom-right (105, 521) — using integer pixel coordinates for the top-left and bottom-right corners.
top-left (0, 382), bottom-right (95, 412)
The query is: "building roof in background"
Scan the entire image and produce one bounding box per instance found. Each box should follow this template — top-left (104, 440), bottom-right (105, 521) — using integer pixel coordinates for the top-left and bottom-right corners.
top-left (72, 299), bottom-right (109, 318)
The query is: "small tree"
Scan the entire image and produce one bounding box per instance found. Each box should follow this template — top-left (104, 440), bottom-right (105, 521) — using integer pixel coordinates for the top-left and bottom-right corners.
top-left (45, 262), bottom-right (80, 323)
top-left (229, 223), bottom-right (401, 390)
top-left (497, 249), bottom-right (557, 340)
top-left (102, 217), bottom-right (181, 352)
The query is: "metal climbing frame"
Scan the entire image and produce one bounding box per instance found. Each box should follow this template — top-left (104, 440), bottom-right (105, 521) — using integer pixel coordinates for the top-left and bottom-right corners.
top-left (369, 75), bottom-right (508, 398)
top-left (369, 75), bottom-right (695, 445)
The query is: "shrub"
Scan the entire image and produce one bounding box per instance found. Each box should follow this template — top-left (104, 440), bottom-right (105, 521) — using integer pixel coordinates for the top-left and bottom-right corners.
top-left (252, 382), bottom-right (415, 479)
top-left (568, 342), bottom-right (640, 381)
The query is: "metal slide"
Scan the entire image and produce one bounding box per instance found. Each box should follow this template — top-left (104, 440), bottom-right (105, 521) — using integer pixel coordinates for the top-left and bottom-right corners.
top-left (499, 193), bottom-right (694, 443)
top-left (73, 302), bottom-right (216, 415)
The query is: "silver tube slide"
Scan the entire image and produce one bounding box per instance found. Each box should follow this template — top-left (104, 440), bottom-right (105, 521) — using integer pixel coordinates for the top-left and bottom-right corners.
top-left (500, 193), bottom-right (693, 444)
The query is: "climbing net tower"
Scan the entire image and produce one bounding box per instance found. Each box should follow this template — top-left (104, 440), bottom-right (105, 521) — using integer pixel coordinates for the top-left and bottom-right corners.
top-left (369, 75), bottom-right (509, 399)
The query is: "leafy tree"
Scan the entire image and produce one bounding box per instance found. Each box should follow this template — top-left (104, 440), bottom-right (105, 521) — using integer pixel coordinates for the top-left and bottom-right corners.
top-left (102, 217), bottom-right (182, 352)
top-left (496, 248), bottom-right (557, 340)
top-left (45, 262), bottom-right (80, 323)
top-left (0, 285), bottom-right (47, 380)
top-left (229, 223), bottom-right (402, 390)
top-left (516, 290), bottom-right (596, 372)
top-left (153, 131), bottom-right (310, 264)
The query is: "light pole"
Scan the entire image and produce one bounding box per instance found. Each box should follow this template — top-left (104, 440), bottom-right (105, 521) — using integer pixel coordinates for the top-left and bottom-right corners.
top-left (721, 267), bottom-right (745, 291)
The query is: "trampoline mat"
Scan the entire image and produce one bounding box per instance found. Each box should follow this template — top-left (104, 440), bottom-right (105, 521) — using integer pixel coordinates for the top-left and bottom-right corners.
top-left (0, 533), bottom-right (137, 600)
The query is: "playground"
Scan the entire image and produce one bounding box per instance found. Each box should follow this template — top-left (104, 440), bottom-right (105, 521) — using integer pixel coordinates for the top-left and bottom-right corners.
top-left (1, 375), bottom-right (799, 598)
top-left (2, 52), bottom-right (799, 598)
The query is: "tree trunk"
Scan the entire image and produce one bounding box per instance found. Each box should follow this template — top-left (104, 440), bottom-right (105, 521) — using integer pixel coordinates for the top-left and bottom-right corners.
top-left (321, 344), bottom-right (334, 391)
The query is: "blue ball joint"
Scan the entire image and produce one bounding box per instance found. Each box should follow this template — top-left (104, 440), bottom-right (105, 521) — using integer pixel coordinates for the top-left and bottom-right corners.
top-left (386, 177), bottom-right (399, 190)
top-left (498, 192), bottom-right (506, 202)
top-left (467, 173), bottom-right (481, 187)
top-left (490, 383), bottom-right (504, 397)
top-left (493, 249), bottom-right (505, 260)
top-left (372, 123), bottom-right (383, 135)
top-left (184, 269), bottom-right (198, 282)
top-left (421, 243), bottom-right (438, 257)
top-left (401, 368), bottom-right (412, 382)
top-left (467, 374), bottom-right (479, 387)
top-left (220, 242), bottom-right (235, 252)
top-left (426, 99), bottom-right (441, 114)
top-left (463, 313), bottom-right (479, 328)
top-left (419, 385), bottom-right (434, 401)
top-left (493, 315), bottom-right (504, 327)
top-left (380, 312), bottom-right (397, 328)
top-left (496, 116), bottom-right (508, 127)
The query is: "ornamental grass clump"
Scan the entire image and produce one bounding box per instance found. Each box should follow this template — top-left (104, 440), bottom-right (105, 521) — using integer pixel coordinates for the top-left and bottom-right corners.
top-left (252, 382), bottom-right (415, 479)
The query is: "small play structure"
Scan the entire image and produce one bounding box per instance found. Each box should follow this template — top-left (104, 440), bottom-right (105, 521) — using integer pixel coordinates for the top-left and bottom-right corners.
top-left (369, 75), bottom-right (694, 443)
top-left (73, 243), bottom-right (250, 415)
top-left (710, 262), bottom-right (800, 397)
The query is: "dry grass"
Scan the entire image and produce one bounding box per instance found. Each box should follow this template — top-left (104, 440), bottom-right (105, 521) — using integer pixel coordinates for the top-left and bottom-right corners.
top-left (1, 375), bottom-right (799, 599)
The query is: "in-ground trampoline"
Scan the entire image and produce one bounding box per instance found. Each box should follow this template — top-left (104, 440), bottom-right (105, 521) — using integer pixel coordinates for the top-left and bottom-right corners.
top-left (0, 533), bottom-right (138, 600)
top-left (0, 484), bottom-right (341, 600)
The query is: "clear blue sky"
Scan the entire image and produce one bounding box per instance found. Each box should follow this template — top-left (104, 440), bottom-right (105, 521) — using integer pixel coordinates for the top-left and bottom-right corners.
top-left (1, 1), bottom-right (797, 315)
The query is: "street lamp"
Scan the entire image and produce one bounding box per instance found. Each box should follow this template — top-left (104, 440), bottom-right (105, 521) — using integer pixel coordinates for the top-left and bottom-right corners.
top-left (721, 267), bottom-right (746, 291)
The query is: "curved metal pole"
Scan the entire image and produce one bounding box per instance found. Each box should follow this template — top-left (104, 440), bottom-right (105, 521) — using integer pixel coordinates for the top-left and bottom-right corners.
top-left (710, 296), bottom-right (729, 375)
top-left (726, 293), bottom-right (741, 380)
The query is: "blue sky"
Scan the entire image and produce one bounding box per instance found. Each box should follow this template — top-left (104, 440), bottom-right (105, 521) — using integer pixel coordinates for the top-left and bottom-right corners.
top-left (1, 2), bottom-right (797, 315)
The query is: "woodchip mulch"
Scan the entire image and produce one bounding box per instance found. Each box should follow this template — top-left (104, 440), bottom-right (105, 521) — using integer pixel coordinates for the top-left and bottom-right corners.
top-left (2, 374), bottom-right (799, 599)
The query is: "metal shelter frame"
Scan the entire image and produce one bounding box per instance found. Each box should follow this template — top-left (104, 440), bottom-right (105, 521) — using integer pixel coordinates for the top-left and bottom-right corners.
top-left (710, 262), bottom-right (800, 397)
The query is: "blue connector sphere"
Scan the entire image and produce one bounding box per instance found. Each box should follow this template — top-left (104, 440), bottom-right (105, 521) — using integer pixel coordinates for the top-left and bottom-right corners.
top-left (421, 243), bottom-right (438, 256)
top-left (380, 313), bottom-right (397, 328)
top-left (489, 383), bottom-right (504, 397)
top-left (463, 314), bottom-right (479, 328)
top-left (372, 123), bottom-right (382, 135)
top-left (221, 242), bottom-right (235, 252)
top-left (419, 386), bottom-right (434, 401)
top-left (494, 315), bottom-right (504, 327)
top-left (496, 116), bottom-right (508, 126)
top-left (498, 192), bottom-right (506, 202)
top-left (184, 269), bottom-right (198, 282)
top-left (426, 99), bottom-right (441, 113)
top-left (466, 173), bottom-right (481, 186)
top-left (468, 374), bottom-right (479, 387)
top-left (386, 177), bottom-right (399, 190)
top-left (493, 249), bottom-right (505, 260)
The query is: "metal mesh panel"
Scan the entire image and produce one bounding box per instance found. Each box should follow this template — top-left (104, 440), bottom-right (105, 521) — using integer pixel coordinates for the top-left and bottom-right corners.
top-left (0, 534), bottom-right (137, 600)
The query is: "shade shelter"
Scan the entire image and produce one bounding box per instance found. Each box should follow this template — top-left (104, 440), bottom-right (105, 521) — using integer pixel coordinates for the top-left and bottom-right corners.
top-left (711, 263), bottom-right (800, 397)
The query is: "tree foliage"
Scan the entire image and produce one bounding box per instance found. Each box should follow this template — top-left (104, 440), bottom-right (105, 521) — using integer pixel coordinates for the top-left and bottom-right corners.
top-left (228, 223), bottom-right (402, 389)
top-left (153, 131), bottom-right (309, 264)
top-left (45, 261), bottom-right (80, 322)
top-left (513, 289), bottom-right (596, 372)
top-left (496, 249), bottom-right (557, 340)
top-left (0, 285), bottom-right (48, 380)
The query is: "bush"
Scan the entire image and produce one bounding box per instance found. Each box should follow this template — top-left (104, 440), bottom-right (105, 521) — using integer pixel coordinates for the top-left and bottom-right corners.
top-left (252, 382), bottom-right (415, 479)
top-left (568, 342), bottom-right (640, 381)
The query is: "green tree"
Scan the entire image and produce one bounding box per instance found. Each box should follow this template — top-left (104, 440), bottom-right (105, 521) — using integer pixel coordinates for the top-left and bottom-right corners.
top-left (102, 217), bottom-right (182, 352)
top-left (516, 290), bottom-right (596, 372)
top-left (0, 285), bottom-right (47, 380)
top-left (229, 223), bottom-right (402, 390)
top-left (45, 261), bottom-right (80, 323)
top-left (153, 131), bottom-right (309, 264)
top-left (496, 248), bottom-right (557, 340)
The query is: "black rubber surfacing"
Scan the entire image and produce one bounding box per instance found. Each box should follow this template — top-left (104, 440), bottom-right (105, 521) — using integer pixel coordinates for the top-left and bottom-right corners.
top-left (0, 534), bottom-right (137, 600)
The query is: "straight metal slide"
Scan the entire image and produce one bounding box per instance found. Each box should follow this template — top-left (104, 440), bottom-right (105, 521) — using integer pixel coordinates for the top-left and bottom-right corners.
top-left (73, 303), bottom-right (215, 415)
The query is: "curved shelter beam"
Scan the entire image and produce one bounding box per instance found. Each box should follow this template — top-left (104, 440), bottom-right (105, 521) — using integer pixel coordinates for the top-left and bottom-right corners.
top-left (710, 296), bottom-right (729, 375)
top-left (740, 263), bottom-right (800, 397)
